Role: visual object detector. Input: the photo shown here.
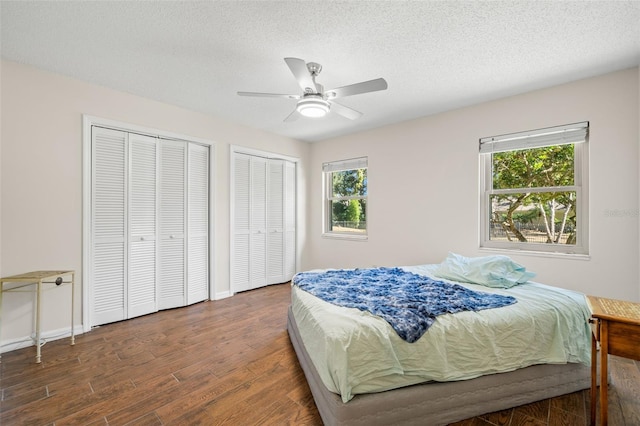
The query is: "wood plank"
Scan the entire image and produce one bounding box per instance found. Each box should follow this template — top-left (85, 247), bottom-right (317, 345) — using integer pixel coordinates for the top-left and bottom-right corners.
top-left (610, 357), bottom-right (640, 425)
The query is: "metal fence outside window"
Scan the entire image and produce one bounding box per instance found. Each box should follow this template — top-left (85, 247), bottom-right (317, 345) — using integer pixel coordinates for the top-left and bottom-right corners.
top-left (489, 221), bottom-right (574, 244)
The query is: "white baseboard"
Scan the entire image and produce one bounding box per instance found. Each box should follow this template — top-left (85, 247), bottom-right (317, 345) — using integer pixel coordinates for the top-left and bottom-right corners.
top-left (1, 325), bottom-right (84, 355)
top-left (213, 290), bottom-right (233, 300)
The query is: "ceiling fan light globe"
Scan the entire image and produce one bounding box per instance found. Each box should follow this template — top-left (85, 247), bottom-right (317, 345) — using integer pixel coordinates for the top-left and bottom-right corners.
top-left (299, 106), bottom-right (328, 118)
top-left (297, 98), bottom-right (330, 118)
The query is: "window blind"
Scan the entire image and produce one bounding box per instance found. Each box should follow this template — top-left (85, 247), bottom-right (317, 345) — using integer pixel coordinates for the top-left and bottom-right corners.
top-left (322, 157), bottom-right (368, 173)
top-left (479, 121), bottom-right (588, 154)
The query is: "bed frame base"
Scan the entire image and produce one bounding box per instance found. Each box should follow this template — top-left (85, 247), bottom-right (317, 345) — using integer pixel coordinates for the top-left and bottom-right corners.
top-left (287, 307), bottom-right (591, 426)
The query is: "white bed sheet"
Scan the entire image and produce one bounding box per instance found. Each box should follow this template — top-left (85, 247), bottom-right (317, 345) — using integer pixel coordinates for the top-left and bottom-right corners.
top-left (291, 264), bottom-right (592, 403)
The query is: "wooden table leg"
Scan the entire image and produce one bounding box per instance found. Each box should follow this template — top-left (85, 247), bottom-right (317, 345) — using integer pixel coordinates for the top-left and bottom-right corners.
top-left (600, 320), bottom-right (609, 426)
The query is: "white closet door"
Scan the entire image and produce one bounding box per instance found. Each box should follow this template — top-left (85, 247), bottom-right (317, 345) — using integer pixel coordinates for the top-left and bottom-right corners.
top-left (92, 127), bottom-right (127, 325)
top-left (187, 144), bottom-right (209, 304)
top-left (284, 161), bottom-right (297, 279)
top-left (232, 153), bottom-right (251, 292)
top-left (158, 140), bottom-right (186, 309)
top-left (128, 134), bottom-right (157, 318)
top-left (250, 156), bottom-right (267, 289)
top-left (231, 151), bottom-right (297, 292)
top-left (267, 159), bottom-right (285, 284)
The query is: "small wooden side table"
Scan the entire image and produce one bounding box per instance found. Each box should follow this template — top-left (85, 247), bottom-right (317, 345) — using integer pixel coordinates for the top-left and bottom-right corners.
top-left (0, 270), bottom-right (75, 363)
top-left (586, 295), bottom-right (640, 426)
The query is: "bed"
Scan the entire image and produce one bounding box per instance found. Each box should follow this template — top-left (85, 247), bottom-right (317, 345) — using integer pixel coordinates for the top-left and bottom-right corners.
top-left (287, 257), bottom-right (593, 426)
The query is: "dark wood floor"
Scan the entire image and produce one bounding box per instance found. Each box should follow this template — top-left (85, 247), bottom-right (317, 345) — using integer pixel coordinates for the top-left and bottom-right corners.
top-left (1, 283), bottom-right (638, 425)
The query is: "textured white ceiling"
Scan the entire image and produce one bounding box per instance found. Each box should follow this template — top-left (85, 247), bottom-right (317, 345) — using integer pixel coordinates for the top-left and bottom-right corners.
top-left (1, 1), bottom-right (639, 142)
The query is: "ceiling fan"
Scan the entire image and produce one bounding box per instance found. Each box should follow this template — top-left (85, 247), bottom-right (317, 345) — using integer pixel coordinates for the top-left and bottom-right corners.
top-left (237, 57), bottom-right (388, 121)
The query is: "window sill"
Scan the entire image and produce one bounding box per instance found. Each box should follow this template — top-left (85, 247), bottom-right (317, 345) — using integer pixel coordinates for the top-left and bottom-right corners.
top-left (322, 232), bottom-right (368, 241)
top-left (479, 246), bottom-right (590, 261)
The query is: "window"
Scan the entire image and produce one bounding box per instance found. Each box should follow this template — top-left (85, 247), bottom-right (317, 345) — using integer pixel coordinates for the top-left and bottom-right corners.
top-left (479, 122), bottom-right (589, 254)
top-left (323, 157), bottom-right (368, 238)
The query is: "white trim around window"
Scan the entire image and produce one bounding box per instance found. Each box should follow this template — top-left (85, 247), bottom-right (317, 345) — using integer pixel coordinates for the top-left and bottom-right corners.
top-left (479, 122), bottom-right (589, 255)
top-left (322, 157), bottom-right (368, 240)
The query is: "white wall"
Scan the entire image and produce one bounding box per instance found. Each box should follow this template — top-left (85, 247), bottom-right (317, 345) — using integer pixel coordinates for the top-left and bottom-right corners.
top-left (2, 61), bottom-right (638, 353)
top-left (307, 67), bottom-right (640, 302)
top-left (0, 60), bottom-right (310, 348)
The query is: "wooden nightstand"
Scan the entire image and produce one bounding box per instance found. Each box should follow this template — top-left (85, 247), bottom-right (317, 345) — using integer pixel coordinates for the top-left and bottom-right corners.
top-left (586, 295), bottom-right (640, 426)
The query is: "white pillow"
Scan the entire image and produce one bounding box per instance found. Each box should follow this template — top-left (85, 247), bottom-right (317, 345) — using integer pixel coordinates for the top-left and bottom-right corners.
top-left (434, 252), bottom-right (536, 288)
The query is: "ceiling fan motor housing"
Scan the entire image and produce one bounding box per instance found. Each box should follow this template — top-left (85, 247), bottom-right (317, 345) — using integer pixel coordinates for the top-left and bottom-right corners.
top-left (306, 62), bottom-right (322, 76)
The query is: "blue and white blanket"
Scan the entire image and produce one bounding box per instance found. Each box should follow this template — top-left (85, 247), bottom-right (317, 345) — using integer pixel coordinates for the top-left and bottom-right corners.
top-left (293, 267), bottom-right (517, 343)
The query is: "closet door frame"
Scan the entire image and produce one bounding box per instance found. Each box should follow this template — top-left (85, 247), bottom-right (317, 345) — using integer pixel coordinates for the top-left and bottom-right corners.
top-left (230, 145), bottom-right (298, 294)
top-left (82, 115), bottom-right (216, 332)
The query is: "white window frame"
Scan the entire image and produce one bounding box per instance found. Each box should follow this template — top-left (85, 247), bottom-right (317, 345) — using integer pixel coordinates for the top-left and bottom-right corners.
top-left (322, 157), bottom-right (368, 240)
top-left (479, 122), bottom-right (589, 255)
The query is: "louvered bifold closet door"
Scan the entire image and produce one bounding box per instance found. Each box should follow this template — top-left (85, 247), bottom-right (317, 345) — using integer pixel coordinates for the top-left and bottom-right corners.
top-left (232, 153), bottom-right (251, 292)
top-left (284, 161), bottom-right (296, 280)
top-left (92, 127), bottom-right (127, 325)
top-left (128, 134), bottom-right (158, 318)
top-left (187, 144), bottom-right (209, 305)
top-left (267, 159), bottom-right (285, 284)
top-left (250, 156), bottom-right (267, 289)
top-left (158, 140), bottom-right (187, 309)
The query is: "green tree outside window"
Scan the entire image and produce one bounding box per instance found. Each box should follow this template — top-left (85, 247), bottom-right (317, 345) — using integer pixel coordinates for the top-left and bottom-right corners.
top-left (491, 144), bottom-right (577, 245)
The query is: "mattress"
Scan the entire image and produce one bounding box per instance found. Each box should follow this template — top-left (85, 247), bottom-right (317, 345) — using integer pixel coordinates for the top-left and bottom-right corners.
top-left (287, 306), bottom-right (592, 426)
top-left (290, 264), bottom-right (592, 403)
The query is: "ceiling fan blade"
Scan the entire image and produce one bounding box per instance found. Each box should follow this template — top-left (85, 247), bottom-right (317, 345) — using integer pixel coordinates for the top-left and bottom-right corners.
top-left (284, 109), bottom-right (299, 122)
top-left (326, 78), bottom-right (388, 99)
top-left (284, 57), bottom-right (318, 93)
top-left (237, 91), bottom-right (300, 99)
top-left (330, 102), bottom-right (363, 120)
